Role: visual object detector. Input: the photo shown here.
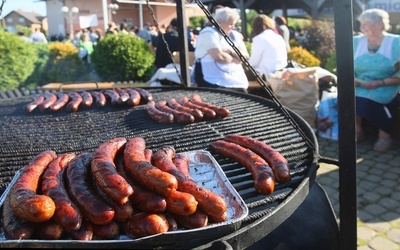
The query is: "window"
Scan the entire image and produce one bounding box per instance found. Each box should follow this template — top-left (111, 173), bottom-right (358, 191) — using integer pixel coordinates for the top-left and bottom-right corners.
top-left (18, 17), bottom-right (25, 23)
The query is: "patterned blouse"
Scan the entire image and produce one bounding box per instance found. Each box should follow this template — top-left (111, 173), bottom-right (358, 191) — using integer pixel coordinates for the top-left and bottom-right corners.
top-left (353, 33), bottom-right (400, 104)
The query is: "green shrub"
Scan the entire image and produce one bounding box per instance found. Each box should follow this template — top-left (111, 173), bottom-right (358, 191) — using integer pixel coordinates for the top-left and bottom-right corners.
top-left (91, 34), bottom-right (155, 82)
top-left (324, 50), bottom-right (337, 74)
top-left (301, 20), bottom-right (335, 68)
top-left (43, 42), bottom-right (91, 84)
top-left (288, 46), bottom-right (321, 67)
top-left (22, 43), bottom-right (50, 88)
top-left (0, 30), bottom-right (38, 91)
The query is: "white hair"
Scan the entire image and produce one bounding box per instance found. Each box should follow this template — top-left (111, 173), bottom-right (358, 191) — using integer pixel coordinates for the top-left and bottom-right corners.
top-left (358, 8), bottom-right (390, 31)
top-left (215, 7), bottom-right (240, 23)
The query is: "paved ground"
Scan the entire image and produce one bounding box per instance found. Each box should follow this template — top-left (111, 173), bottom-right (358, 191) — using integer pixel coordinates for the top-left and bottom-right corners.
top-left (316, 133), bottom-right (400, 250)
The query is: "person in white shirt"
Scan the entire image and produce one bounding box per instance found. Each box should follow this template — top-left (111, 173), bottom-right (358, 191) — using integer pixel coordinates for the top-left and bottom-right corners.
top-left (248, 14), bottom-right (288, 80)
top-left (30, 28), bottom-right (48, 44)
top-left (193, 7), bottom-right (249, 93)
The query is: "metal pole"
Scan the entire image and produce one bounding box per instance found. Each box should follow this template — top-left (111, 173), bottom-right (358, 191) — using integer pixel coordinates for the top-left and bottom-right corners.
top-left (333, 0), bottom-right (358, 249)
top-left (69, 11), bottom-right (73, 34)
top-left (176, 0), bottom-right (190, 87)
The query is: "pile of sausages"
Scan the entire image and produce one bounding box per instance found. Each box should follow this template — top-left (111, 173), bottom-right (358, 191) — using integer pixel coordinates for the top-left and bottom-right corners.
top-left (24, 87), bottom-right (154, 113)
top-left (145, 94), bottom-right (230, 124)
top-left (210, 134), bottom-right (291, 195)
top-left (2, 137), bottom-right (227, 241)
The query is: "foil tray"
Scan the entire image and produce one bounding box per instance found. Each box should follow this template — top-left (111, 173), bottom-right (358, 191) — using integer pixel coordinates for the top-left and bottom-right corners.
top-left (0, 150), bottom-right (248, 248)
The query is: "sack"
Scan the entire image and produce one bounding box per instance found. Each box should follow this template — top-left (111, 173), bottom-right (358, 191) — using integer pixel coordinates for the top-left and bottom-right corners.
top-left (317, 89), bottom-right (338, 140)
top-left (269, 68), bottom-right (319, 129)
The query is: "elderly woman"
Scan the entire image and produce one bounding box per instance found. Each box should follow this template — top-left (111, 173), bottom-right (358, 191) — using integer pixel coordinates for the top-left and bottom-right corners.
top-left (354, 8), bottom-right (400, 152)
top-left (193, 7), bottom-right (249, 93)
top-left (248, 14), bottom-right (288, 80)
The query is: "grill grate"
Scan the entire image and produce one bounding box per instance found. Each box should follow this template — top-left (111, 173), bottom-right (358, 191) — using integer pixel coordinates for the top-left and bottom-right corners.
top-left (0, 87), bottom-right (319, 248)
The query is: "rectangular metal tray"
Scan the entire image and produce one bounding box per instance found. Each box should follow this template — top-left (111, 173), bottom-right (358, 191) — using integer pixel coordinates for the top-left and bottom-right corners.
top-left (0, 150), bottom-right (248, 248)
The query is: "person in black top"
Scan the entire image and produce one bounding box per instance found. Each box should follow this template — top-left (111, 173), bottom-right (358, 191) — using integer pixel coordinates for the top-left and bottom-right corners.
top-left (155, 18), bottom-right (195, 69)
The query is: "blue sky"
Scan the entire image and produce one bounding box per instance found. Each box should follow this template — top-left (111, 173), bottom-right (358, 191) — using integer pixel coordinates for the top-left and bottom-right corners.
top-left (1, 0), bottom-right (46, 18)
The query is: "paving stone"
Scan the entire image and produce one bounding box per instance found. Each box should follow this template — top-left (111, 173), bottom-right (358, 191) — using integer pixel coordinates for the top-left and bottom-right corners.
top-left (369, 236), bottom-right (399, 250)
top-left (387, 228), bottom-right (400, 244)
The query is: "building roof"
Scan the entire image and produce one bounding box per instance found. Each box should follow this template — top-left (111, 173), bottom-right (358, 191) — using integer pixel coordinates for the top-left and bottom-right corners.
top-left (2, 10), bottom-right (45, 24)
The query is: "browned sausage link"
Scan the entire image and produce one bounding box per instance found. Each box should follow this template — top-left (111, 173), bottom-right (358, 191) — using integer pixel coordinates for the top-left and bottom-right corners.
top-left (78, 90), bottom-right (93, 108)
top-left (145, 101), bottom-right (174, 124)
top-left (91, 137), bottom-right (133, 205)
top-left (115, 146), bottom-right (167, 213)
top-left (123, 212), bottom-right (169, 238)
top-left (2, 194), bottom-right (35, 240)
top-left (173, 209), bottom-right (209, 229)
top-left (167, 98), bottom-right (204, 121)
top-left (115, 87), bottom-right (130, 105)
top-left (124, 137), bottom-right (178, 197)
top-left (224, 134), bottom-right (291, 183)
top-left (67, 220), bottom-right (93, 241)
top-left (9, 150), bottom-right (57, 223)
top-left (164, 213), bottom-right (178, 231)
top-left (35, 220), bottom-right (64, 240)
top-left (25, 94), bottom-right (45, 113)
top-left (103, 89), bottom-right (120, 106)
top-left (144, 148), bottom-right (153, 163)
top-left (210, 140), bottom-right (275, 195)
top-left (172, 153), bottom-right (191, 178)
top-left (125, 88), bottom-right (141, 106)
top-left (92, 178), bottom-right (134, 222)
top-left (165, 189), bottom-right (198, 216)
top-left (92, 220), bottom-right (120, 240)
top-left (189, 94), bottom-right (230, 117)
top-left (38, 91), bottom-right (58, 112)
top-left (134, 87), bottom-right (154, 103)
top-left (41, 153), bottom-right (82, 232)
top-left (49, 92), bottom-right (69, 112)
top-left (66, 91), bottom-right (83, 112)
top-left (179, 96), bottom-right (216, 119)
top-left (156, 100), bottom-right (195, 124)
top-left (153, 146), bottom-right (225, 219)
top-left (90, 91), bottom-right (107, 107)
top-left (66, 153), bottom-right (115, 225)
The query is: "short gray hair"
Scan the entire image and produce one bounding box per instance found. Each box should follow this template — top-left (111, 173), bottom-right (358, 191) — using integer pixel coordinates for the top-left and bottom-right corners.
top-left (357, 8), bottom-right (390, 31)
top-left (215, 7), bottom-right (240, 24)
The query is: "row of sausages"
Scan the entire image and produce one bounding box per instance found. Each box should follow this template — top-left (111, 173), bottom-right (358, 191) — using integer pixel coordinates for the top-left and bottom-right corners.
top-left (2, 137), bottom-right (227, 241)
top-left (24, 87), bottom-right (154, 113)
top-left (210, 134), bottom-right (291, 195)
top-left (145, 93), bottom-right (231, 124)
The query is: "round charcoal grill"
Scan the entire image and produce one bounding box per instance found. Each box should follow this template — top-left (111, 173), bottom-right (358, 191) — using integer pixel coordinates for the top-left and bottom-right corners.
top-left (0, 87), bottom-right (320, 248)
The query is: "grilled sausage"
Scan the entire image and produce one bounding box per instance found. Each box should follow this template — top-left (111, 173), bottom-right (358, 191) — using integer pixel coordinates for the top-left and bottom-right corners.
top-left (38, 91), bottom-right (58, 112)
top-left (49, 92), bottom-right (69, 112)
top-left (164, 213), bottom-right (178, 231)
top-left (67, 220), bottom-right (93, 241)
top-left (153, 146), bottom-right (226, 220)
top-left (35, 220), bottom-right (64, 240)
top-left (173, 209), bottom-right (208, 229)
top-left (123, 212), bottom-right (169, 238)
top-left (41, 153), bottom-right (82, 231)
top-left (189, 94), bottom-right (230, 118)
top-left (2, 194), bottom-right (35, 240)
top-left (164, 189), bottom-right (198, 216)
top-left (66, 91), bottom-right (83, 112)
top-left (156, 100), bottom-right (195, 124)
top-left (172, 153), bottom-right (191, 179)
top-left (66, 153), bottom-right (115, 225)
top-left (179, 96), bottom-right (216, 119)
top-left (115, 148), bottom-right (167, 213)
top-left (145, 101), bottom-right (174, 124)
top-left (123, 137), bottom-right (178, 197)
top-left (115, 88), bottom-right (130, 105)
top-left (90, 91), bottom-right (107, 107)
top-left (25, 94), bottom-right (45, 113)
top-left (167, 98), bottom-right (204, 121)
top-left (79, 90), bottom-right (93, 108)
top-left (91, 137), bottom-right (133, 205)
top-left (210, 140), bottom-right (275, 195)
top-left (134, 87), bottom-right (153, 103)
top-left (223, 134), bottom-right (291, 183)
top-left (92, 221), bottom-right (120, 240)
top-left (125, 88), bottom-right (141, 106)
top-left (103, 89), bottom-right (120, 106)
top-left (9, 150), bottom-right (57, 223)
